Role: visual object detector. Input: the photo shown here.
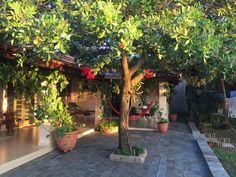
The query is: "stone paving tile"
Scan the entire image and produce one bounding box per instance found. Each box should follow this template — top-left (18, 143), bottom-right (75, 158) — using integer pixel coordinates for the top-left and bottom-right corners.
top-left (1, 122), bottom-right (212, 177)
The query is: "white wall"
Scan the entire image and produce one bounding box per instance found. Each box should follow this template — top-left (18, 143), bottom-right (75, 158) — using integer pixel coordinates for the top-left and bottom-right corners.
top-left (159, 82), bottom-right (169, 118)
top-left (227, 97), bottom-right (236, 118)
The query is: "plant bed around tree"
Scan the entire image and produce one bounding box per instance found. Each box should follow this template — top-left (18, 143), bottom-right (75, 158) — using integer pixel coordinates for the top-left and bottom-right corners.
top-left (110, 146), bottom-right (147, 164)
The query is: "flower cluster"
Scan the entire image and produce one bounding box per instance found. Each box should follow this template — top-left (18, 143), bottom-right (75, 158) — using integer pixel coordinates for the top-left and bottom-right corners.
top-left (82, 67), bottom-right (95, 80)
top-left (145, 69), bottom-right (154, 79)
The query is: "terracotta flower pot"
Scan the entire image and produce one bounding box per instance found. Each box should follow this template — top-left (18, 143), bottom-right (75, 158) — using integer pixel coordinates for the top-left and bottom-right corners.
top-left (55, 130), bottom-right (79, 152)
top-left (157, 123), bottom-right (169, 133)
top-left (169, 114), bottom-right (177, 121)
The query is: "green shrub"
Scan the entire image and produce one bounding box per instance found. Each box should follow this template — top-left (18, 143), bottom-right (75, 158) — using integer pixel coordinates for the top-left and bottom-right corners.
top-left (96, 120), bottom-right (118, 132)
top-left (114, 146), bottom-right (145, 156)
top-left (199, 122), bottom-right (212, 130)
top-left (210, 113), bottom-right (224, 128)
top-left (159, 118), bottom-right (169, 123)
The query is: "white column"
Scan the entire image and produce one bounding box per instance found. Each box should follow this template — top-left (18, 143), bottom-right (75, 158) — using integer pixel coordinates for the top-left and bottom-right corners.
top-left (158, 82), bottom-right (169, 119)
top-left (38, 123), bottom-right (55, 148)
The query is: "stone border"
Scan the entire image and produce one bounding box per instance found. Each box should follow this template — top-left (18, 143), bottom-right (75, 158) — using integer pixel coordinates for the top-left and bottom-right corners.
top-left (0, 128), bottom-right (94, 175)
top-left (77, 129), bottom-right (94, 139)
top-left (128, 127), bottom-right (157, 132)
top-left (188, 122), bottom-right (230, 177)
top-left (110, 149), bottom-right (147, 164)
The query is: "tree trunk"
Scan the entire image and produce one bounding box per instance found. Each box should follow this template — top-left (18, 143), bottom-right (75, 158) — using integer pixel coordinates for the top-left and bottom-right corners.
top-left (118, 53), bottom-right (132, 152)
top-left (221, 79), bottom-right (230, 122)
top-left (217, 78), bottom-right (234, 130)
top-left (118, 79), bottom-right (132, 152)
top-left (118, 52), bottom-right (145, 152)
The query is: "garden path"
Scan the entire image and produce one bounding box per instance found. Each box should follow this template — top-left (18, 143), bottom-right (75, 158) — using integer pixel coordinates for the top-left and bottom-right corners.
top-left (1, 121), bottom-right (212, 177)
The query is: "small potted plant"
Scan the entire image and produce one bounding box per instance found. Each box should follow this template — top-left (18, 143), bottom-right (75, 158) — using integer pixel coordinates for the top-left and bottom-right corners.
top-left (157, 118), bottom-right (169, 133)
top-left (97, 119), bottom-right (118, 134)
top-left (150, 104), bottom-right (169, 131)
top-left (169, 113), bottom-right (177, 121)
top-left (33, 72), bottom-right (78, 152)
top-left (199, 122), bottom-right (212, 134)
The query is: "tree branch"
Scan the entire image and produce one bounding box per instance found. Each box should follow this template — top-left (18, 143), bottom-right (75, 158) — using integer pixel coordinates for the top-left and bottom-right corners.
top-left (121, 52), bottom-right (130, 77)
top-left (130, 58), bottom-right (144, 76)
top-left (131, 72), bottom-right (145, 87)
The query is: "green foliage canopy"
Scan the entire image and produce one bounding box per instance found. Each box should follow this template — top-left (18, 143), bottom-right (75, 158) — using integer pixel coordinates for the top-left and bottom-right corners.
top-left (0, 0), bottom-right (235, 89)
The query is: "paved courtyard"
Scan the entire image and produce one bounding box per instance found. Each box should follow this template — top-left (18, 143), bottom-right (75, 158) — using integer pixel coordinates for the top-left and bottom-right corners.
top-left (1, 122), bottom-right (212, 177)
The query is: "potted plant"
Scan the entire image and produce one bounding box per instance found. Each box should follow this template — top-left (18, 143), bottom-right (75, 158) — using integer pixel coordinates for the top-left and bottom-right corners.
top-left (149, 103), bottom-right (169, 130)
top-left (157, 118), bottom-right (169, 133)
top-left (169, 113), bottom-right (177, 121)
top-left (199, 122), bottom-right (212, 134)
top-left (33, 72), bottom-right (78, 152)
top-left (97, 119), bottom-right (118, 134)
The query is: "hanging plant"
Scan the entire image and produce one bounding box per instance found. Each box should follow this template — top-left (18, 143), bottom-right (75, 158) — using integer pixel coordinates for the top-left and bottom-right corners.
top-left (33, 71), bottom-right (77, 136)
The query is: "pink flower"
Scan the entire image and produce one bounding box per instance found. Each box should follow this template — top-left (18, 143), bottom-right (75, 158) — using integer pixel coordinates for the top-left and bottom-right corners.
top-left (86, 71), bottom-right (95, 79)
top-left (82, 67), bottom-right (95, 80)
top-left (146, 73), bottom-right (152, 79)
top-left (145, 69), bottom-right (154, 79)
top-left (82, 67), bottom-right (91, 76)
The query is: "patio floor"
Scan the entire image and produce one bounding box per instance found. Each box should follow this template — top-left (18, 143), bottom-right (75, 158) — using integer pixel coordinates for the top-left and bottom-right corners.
top-left (1, 121), bottom-right (212, 177)
top-left (0, 126), bottom-right (92, 167)
top-left (0, 127), bottom-right (42, 165)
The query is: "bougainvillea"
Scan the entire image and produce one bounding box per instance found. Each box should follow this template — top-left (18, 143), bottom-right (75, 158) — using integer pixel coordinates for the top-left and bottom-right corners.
top-left (145, 69), bottom-right (154, 79)
top-left (81, 66), bottom-right (95, 80)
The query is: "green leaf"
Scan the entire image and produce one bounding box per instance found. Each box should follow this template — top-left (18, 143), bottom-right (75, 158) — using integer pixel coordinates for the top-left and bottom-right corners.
top-left (174, 43), bottom-right (179, 50)
top-left (185, 39), bottom-right (190, 45)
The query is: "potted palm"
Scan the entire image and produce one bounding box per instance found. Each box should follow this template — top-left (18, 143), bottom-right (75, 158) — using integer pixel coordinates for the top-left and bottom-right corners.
top-left (157, 118), bottom-right (169, 133)
top-left (33, 72), bottom-right (78, 152)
